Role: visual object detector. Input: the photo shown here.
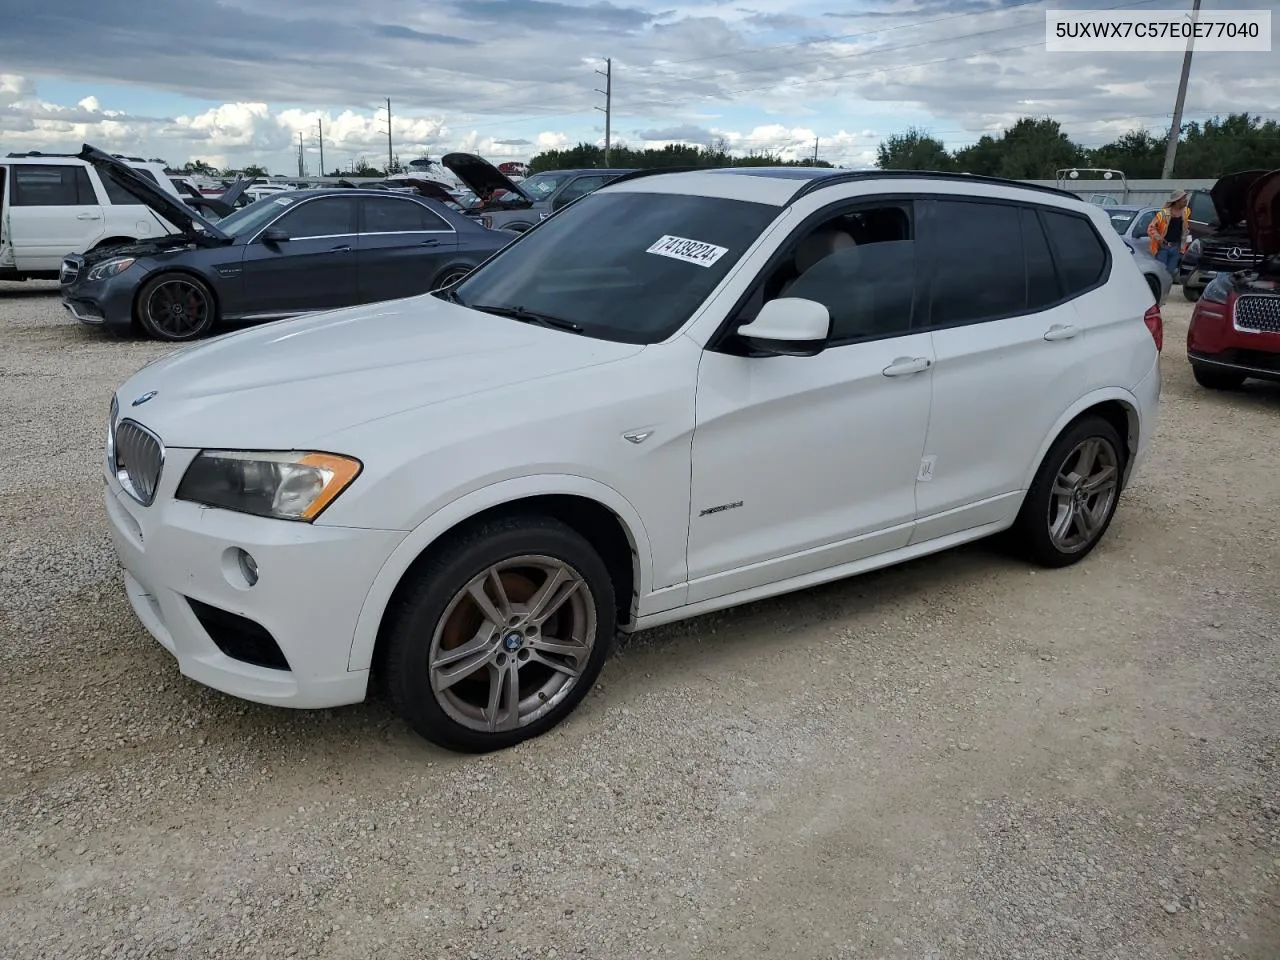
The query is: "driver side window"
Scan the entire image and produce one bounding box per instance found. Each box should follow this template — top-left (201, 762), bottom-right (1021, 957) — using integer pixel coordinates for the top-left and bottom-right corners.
top-left (736, 202), bottom-right (918, 344)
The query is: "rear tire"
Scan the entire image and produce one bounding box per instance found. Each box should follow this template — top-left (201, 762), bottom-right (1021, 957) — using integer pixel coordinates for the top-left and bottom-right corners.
top-left (1191, 364), bottom-right (1246, 391)
top-left (1009, 415), bottom-right (1126, 569)
top-left (1183, 284), bottom-right (1202, 302)
top-left (380, 514), bottom-right (616, 753)
top-left (1146, 274), bottom-right (1162, 302)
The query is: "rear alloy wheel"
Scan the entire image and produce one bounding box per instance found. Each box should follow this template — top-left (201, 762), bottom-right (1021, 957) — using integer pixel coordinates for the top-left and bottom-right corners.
top-left (137, 273), bottom-right (217, 341)
top-left (432, 266), bottom-right (473, 290)
top-left (1191, 364), bottom-right (1246, 391)
top-left (381, 514), bottom-right (616, 753)
top-left (1010, 415), bottom-right (1126, 568)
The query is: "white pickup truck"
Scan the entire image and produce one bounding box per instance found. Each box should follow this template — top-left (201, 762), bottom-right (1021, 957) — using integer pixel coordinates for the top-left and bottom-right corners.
top-left (1, 153), bottom-right (182, 281)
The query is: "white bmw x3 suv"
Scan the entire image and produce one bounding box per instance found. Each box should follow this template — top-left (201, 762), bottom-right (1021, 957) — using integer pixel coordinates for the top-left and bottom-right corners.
top-left (103, 167), bottom-right (1163, 752)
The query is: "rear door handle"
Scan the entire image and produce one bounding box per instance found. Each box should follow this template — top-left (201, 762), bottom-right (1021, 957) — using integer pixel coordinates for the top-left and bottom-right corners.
top-left (77, 213), bottom-right (102, 220)
top-left (882, 356), bottom-right (932, 377)
top-left (1043, 324), bottom-right (1079, 341)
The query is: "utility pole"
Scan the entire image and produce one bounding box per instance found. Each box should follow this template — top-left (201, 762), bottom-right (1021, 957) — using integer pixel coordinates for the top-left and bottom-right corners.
top-left (1161, 0), bottom-right (1202, 179)
top-left (381, 98), bottom-right (393, 173)
top-left (317, 119), bottom-right (324, 177)
top-left (594, 58), bottom-right (612, 166)
top-left (812, 136), bottom-right (819, 164)
top-left (297, 131), bottom-right (304, 177)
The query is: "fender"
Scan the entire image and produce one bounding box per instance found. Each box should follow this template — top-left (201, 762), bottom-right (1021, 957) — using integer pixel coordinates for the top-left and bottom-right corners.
top-left (1019, 385), bottom-right (1143, 492)
top-left (345, 473), bottom-right (658, 673)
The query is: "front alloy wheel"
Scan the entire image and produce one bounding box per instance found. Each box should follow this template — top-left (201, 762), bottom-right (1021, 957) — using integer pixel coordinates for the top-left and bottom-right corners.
top-left (137, 273), bottom-right (217, 341)
top-left (381, 514), bottom-right (616, 752)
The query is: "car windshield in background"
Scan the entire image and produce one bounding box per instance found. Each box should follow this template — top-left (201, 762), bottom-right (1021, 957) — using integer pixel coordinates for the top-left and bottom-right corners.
top-left (517, 173), bottom-right (570, 200)
top-left (1109, 211), bottom-right (1136, 233)
top-left (215, 195), bottom-right (300, 238)
top-left (449, 191), bottom-right (780, 344)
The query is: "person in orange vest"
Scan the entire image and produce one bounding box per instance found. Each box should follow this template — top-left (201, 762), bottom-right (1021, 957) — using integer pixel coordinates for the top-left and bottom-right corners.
top-left (1147, 188), bottom-right (1191, 275)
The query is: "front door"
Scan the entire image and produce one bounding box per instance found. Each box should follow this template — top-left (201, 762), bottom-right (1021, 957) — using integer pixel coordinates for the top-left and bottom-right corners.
top-left (912, 198), bottom-right (1104, 542)
top-left (8, 163), bottom-right (105, 272)
top-left (686, 205), bottom-right (934, 604)
top-left (356, 194), bottom-right (459, 301)
top-left (238, 194), bottom-right (359, 317)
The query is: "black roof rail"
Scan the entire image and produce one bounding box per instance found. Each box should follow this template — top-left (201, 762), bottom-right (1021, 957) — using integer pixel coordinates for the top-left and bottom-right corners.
top-left (601, 166), bottom-right (709, 187)
top-left (5, 150), bottom-right (80, 159)
top-left (788, 169), bottom-right (1080, 203)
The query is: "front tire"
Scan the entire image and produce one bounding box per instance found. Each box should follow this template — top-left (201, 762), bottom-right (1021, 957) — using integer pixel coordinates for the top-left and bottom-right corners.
top-left (1010, 415), bottom-right (1126, 569)
top-left (1191, 364), bottom-right (1246, 390)
top-left (136, 273), bottom-right (217, 341)
top-left (381, 514), bottom-right (616, 753)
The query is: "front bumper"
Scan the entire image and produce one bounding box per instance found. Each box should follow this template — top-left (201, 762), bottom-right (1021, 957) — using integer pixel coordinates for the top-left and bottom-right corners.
top-left (105, 450), bottom-right (407, 709)
top-left (60, 272), bottom-right (141, 331)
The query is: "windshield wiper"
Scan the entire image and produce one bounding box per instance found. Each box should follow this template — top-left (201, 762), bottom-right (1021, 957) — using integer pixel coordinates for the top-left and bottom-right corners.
top-left (469, 303), bottom-right (584, 333)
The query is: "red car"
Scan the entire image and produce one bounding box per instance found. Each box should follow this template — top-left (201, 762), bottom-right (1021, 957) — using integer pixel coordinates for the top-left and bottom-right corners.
top-left (1186, 169), bottom-right (1280, 390)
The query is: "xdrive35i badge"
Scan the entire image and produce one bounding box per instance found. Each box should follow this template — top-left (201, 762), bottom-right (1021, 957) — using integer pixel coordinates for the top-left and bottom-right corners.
top-left (132, 390), bottom-right (158, 407)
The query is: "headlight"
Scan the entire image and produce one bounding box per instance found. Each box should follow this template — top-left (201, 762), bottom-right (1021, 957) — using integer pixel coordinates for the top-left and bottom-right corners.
top-left (1201, 273), bottom-right (1231, 304)
top-left (176, 450), bottom-right (362, 522)
top-left (85, 258), bottom-right (136, 282)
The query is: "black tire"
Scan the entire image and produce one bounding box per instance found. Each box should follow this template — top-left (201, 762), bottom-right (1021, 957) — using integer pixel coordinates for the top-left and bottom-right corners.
top-left (380, 514), bottom-right (617, 753)
top-left (1183, 284), bottom-right (1202, 303)
top-left (431, 265), bottom-right (473, 290)
top-left (1191, 363), bottom-right (1246, 391)
top-left (1009, 415), bottom-right (1126, 569)
top-left (1146, 274), bottom-right (1162, 302)
top-left (136, 273), bottom-right (218, 342)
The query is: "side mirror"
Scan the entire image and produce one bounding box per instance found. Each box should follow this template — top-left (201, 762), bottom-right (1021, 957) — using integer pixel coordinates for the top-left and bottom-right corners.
top-left (736, 298), bottom-right (831, 357)
top-left (262, 226), bottom-right (289, 244)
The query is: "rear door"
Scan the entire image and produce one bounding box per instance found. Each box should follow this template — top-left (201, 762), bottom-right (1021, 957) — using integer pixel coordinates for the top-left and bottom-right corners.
top-left (356, 195), bottom-right (459, 301)
top-left (8, 163), bottom-right (105, 271)
top-left (238, 195), bottom-right (359, 316)
top-left (912, 197), bottom-right (1101, 543)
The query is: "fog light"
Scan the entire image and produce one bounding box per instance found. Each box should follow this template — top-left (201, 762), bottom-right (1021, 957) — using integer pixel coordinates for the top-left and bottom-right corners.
top-left (236, 548), bottom-right (259, 587)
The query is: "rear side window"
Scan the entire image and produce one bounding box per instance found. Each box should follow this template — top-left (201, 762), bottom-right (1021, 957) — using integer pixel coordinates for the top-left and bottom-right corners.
top-left (1021, 206), bottom-right (1061, 309)
top-left (11, 165), bottom-right (96, 206)
top-left (928, 199), bottom-right (1025, 325)
top-left (361, 196), bottom-right (451, 233)
top-left (1041, 210), bottom-right (1108, 294)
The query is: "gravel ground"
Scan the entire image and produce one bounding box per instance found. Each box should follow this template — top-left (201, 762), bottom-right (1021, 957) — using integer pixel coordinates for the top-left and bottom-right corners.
top-left (1, 280), bottom-right (1277, 960)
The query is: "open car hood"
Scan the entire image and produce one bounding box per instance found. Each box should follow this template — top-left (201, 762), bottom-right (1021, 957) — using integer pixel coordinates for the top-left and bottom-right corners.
top-left (78, 144), bottom-right (229, 244)
top-left (442, 152), bottom-right (531, 202)
top-left (1246, 169), bottom-right (1280, 258)
top-left (1209, 169), bottom-right (1269, 228)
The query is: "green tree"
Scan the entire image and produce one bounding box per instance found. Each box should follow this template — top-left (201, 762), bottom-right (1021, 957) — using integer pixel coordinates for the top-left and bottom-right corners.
top-left (876, 127), bottom-right (952, 171)
top-left (1085, 130), bottom-right (1167, 179)
top-left (1172, 113), bottom-right (1280, 177)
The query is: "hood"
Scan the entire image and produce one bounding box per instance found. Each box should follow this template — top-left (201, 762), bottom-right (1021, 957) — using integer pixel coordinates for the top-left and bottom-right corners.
top-left (78, 233), bottom-right (197, 266)
top-left (78, 144), bottom-right (230, 245)
top-left (112, 294), bottom-right (643, 449)
top-left (1246, 169), bottom-right (1280, 258)
top-left (1209, 169), bottom-right (1270, 228)
top-left (442, 153), bottom-right (531, 202)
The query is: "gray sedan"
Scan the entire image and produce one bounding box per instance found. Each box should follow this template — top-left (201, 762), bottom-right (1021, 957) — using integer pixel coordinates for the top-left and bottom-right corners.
top-left (1106, 205), bottom-right (1172, 303)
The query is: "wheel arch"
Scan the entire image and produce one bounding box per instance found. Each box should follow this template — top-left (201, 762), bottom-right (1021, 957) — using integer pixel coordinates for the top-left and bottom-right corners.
top-left (1020, 388), bottom-right (1142, 495)
top-left (132, 266), bottom-right (223, 330)
top-left (347, 477), bottom-right (653, 675)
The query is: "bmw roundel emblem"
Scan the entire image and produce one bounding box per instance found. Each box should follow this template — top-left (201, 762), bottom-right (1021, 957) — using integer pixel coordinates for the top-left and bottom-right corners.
top-left (132, 390), bottom-right (158, 407)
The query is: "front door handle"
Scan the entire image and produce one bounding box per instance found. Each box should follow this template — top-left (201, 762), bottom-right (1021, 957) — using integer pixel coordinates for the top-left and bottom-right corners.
top-left (1043, 324), bottom-right (1079, 341)
top-left (882, 356), bottom-right (932, 377)
top-left (77, 213), bottom-right (102, 220)
top-left (419, 238), bottom-right (441, 247)
top-left (330, 244), bottom-right (352, 252)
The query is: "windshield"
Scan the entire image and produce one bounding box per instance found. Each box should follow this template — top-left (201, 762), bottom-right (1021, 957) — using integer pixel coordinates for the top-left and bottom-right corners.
top-left (518, 172), bottom-right (570, 200)
top-left (1108, 211), bottom-right (1136, 233)
top-left (449, 190), bottom-right (780, 344)
top-left (214, 194), bottom-right (302, 238)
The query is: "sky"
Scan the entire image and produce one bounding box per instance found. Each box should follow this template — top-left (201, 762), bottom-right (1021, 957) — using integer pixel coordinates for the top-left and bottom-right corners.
top-left (0, 0), bottom-right (1276, 174)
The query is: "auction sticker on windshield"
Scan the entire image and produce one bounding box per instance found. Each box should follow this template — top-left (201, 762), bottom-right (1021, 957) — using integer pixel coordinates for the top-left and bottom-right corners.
top-left (646, 235), bottom-right (729, 268)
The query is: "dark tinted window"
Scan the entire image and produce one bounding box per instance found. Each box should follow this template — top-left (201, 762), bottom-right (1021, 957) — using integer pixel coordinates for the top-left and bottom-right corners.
top-left (452, 191), bottom-right (778, 344)
top-left (929, 200), bottom-right (1024, 325)
top-left (1107, 211), bottom-right (1136, 233)
top-left (1132, 209), bottom-right (1156, 236)
top-left (1042, 210), bottom-right (1108, 294)
top-left (361, 196), bottom-right (450, 233)
top-left (273, 197), bottom-right (356, 238)
top-left (1189, 190), bottom-right (1215, 224)
top-left (785, 240), bottom-right (917, 341)
top-left (11, 165), bottom-right (95, 206)
top-left (1021, 207), bottom-right (1061, 309)
top-left (555, 175), bottom-right (610, 205)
